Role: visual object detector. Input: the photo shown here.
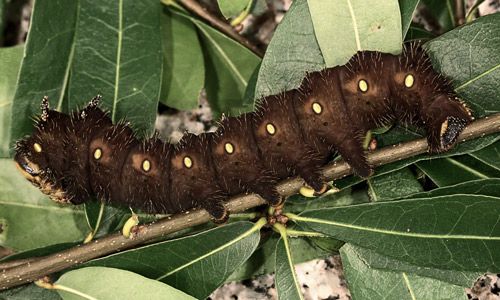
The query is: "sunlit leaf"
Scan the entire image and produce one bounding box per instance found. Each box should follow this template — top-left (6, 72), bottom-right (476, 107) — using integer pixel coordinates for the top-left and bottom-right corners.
top-left (254, 0), bottom-right (325, 98)
top-left (68, 0), bottom-right (162, 134)
top-left (0, 45), bottom-right (23, 157)
top-left (217, 0), bottom-right (250, 19)
top-left (308, 0), bottom-right (402, 67)
top-left (84, 221), bottom-right (262, 299)
top-left (56, 267), bottom-right (195, 300)
top-left (0, 160), bottom-right (86, 251)
top-left (160, 9), bottom-right (205, 111)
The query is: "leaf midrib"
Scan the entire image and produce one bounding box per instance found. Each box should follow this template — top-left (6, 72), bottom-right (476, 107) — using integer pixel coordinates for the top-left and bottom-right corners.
top-left (455, 62), bottom-right (500, 91)
top-left (111, 0), bottom-right (124, 123)
top-left (297, 194), bottom-right (500, 240)
top-left (155, 220), bottom-right (262, 280)
top-left (346, 0), bottom-right (361, 51)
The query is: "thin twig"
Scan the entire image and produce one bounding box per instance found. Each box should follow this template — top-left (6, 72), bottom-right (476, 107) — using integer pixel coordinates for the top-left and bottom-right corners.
top-left (0, 113), bottom-right (499, 290)
top-left (455, 0), bottom-right (465, 25)
top-left (174, 0), bottom-right (264, 57)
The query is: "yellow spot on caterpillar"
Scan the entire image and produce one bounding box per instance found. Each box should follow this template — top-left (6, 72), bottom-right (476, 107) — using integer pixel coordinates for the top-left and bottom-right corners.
top-left (93, 148), bottom-right (102, 160)
top-left (224, 142), bottom-right (234, 154)
top-left (266, 123), bottom-right (276, 135)
top-left (142, 159), bottom-right (151, 172)
top-left (358, 79), bottom-right (368, 92)
top-left (312, 102), bottom-right (322, 114)
top-left (33, 143), bottom-right (42, 153)
top-left (183, 156), bottom-right (193, 168)
top-left (405, 74), bottom-right (415, 88)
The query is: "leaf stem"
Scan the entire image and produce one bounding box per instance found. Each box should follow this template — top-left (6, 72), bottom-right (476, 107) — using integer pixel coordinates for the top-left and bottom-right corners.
top-left (283, 229), bottom-right (326, 238)
top-left (162, 0), bottom-right (263, 57)
top-left (229, 212), bottom-right (259, 220)
top-left (230, 0), bottom-right (254, 27)
top-left (465, 0), bottom-right (486, 23)
top-left (273, 223), bottom-right (305, 300)
top-left (83, 202), bottom-right (105, 243)
top-left (0, 114), bottom-right (499, 290)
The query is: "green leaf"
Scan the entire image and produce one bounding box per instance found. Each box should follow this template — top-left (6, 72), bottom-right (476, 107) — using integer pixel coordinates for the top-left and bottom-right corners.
top-left (84, 221), bottom-right (262, 299)
top-left (56, 267), bottom-right (195, 300)
top-left (227, 233), bottom-right (281, 282)
top-left (9, 0), bottom-right (78, 142)
top-left (0, 160), bottom-right (86, 251)
top-left (416, 155), bottom-right (499, 187)
top-left (470, 141), bottom-right (500, 171)
top-left (254, 0), bottom-right (325, 98)
top-left (308, 0), bottom-right (402, 67)
top-left (0, 242), bottom-right (76, 263)
top-left (399, 0), bottom-right (420, 38)
top-left (68, 0), bottom-right (162, 134)
top-left (367, 167), bottom-right (423, 201)
top-left (274, 227), bottom-right (303, 300)
top-left (228, 234), bottom-right (341, 282)
top-left (421, 0), bottom-right (456, 31)
top-left (194, 19), bottom-right (260, 116)
top-left (0, 45), bottom-right (24, 158)
top-left (425, 13), bottom-right (500, 117)
top-left (160, 9), bottom-right (205, 111)
top-left (217, 0), bottom-right (250, 19)
top-left (297, 194), bottom-right (500, 272)
top-left (0, 283), bottom-right (61, 300)
top-left (84, 201), bottom-right (130, 239)
top-left (402, 178), bottom-right (500, 199)
top-left (341, 243), bottom-right (469, 300)
top-left (166, 6), bottom-right (260, 115)
top-left (406, 24), bottom-right (436, 41)
top-left (344, 243), bottom-right (482, 288)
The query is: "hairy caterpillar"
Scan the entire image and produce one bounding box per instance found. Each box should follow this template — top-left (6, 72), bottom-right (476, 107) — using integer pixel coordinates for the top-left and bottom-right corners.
top-left (14, 43), bottom-right (473, 222)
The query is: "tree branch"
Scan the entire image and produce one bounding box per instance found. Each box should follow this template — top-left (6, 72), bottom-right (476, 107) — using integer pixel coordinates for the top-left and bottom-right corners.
top-left (0, 113), bottom-right (499, 290)
top-left (174, 0), bottom-right (264, 57)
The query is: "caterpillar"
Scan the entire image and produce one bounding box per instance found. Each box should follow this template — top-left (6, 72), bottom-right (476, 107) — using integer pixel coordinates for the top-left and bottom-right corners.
top-left (14, 43), bottom-right (473, 222)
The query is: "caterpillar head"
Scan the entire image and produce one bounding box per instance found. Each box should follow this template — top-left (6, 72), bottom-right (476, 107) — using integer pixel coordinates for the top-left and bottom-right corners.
top-left (14, 97), bottom-right (72, 203)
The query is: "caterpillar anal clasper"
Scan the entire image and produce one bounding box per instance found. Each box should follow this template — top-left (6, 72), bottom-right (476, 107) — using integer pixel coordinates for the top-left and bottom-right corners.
top-left (14, 43), bottom-right (473, 222)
